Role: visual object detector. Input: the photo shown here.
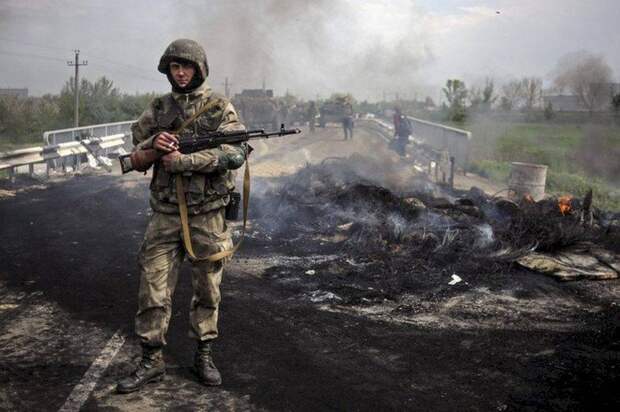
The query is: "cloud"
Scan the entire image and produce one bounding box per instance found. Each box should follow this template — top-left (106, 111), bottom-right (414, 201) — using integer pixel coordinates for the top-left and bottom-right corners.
top-left (418, 0), bottom-right (620, 87)
top-left (0, 0), bottom-right (435, 100)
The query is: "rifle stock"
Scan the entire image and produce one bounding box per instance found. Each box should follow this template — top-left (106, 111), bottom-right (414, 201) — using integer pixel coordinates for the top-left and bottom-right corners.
top-left (119, 148), bottom-right (161, 174)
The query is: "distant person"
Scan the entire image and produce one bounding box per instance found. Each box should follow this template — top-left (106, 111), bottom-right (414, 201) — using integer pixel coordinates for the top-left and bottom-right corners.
top-left (279, 103), bottom-right (289, 126)
top-left (393, 107), bottom-right (412, 156)
top-left (342, 104), bottom-right (354, 140)
top-left (307, 101), bottom-right (318, 133)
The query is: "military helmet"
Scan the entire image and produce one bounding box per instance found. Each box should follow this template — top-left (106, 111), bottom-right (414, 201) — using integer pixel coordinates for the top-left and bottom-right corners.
top-left (158, 39), bottom-right (209, 80)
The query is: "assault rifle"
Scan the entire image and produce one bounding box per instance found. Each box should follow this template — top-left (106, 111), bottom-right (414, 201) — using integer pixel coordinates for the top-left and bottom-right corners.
top-left (119, 124), bottom-right (301, 174)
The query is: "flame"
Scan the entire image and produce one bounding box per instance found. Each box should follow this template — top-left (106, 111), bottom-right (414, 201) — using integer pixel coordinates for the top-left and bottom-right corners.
top-left (523, 194), bottom-right (535, 203)
top-left (558, 195), bottom-right (572, 215)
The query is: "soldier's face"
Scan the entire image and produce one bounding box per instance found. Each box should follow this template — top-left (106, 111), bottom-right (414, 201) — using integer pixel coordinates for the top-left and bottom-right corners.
top-left (169, 61), bottom-right (195, 88)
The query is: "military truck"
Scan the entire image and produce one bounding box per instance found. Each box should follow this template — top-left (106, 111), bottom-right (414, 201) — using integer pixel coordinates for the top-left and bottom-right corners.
top-left (318, 95), bottom-right (353, 127)
top-left (232, 89), bottom-right (280, 130)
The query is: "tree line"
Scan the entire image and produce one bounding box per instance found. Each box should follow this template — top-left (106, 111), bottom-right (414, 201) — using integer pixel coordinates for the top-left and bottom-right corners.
top-left (0, 77), bottom-right (157, 144)
top-left (441, 50), bottom-right (620, 122)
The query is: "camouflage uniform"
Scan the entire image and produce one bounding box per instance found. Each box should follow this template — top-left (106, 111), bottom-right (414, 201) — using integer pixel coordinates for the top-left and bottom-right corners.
top-left (306, 102), bottom-right (318, 133)
top-left (131, 47), bottom-right (246, 348)
top-left (342, 104), bottom-right (354, 140)
top-left (117, 38), bottom-right (242, 393)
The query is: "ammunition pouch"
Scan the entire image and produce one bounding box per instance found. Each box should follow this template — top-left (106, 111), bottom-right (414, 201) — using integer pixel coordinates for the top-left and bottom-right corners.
top-left (225, 192), bottom-right (241, 220)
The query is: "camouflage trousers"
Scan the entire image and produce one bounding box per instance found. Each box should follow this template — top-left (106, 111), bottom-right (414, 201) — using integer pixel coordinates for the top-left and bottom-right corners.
top-left (135, 208), bottom-right (233, 347)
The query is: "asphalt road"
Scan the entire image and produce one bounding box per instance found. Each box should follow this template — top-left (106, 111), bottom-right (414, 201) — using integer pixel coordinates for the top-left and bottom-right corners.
top-left (1, 125), bottom-right (618, 411)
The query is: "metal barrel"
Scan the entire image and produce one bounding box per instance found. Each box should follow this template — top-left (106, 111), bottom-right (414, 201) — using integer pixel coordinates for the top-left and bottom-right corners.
top-left (509, 162), bottom-right (548, 201)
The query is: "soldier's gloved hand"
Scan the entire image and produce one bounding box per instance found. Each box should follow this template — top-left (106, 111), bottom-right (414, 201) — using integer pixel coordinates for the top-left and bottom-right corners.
top-left (153, 132), bottom-right (179, 153)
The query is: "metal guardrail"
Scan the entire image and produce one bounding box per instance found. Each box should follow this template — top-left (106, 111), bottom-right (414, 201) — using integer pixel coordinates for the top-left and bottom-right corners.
top-left (0, 133), bottom-right (129, 177)
top-left (405, 116), bottom-right (471, 169)
top-left (43, 121), bottom-right (134, 145)
top-left (365, 116), bottom-right (471, 187)
top-left (364, 115), bottom-right (471, 168)
top-left (0, 121), bottom-right (136, 179)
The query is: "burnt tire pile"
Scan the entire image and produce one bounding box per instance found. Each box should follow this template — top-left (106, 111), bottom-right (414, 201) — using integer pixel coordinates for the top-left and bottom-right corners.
top-left (252, 155), bottom-right (620, 300)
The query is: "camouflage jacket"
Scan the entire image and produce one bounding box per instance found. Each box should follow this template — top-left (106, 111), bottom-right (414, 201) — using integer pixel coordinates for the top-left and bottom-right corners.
top-left (131, 81), bottom-right (246, 215)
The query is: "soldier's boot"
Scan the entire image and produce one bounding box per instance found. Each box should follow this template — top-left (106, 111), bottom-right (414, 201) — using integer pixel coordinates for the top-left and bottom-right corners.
top-left (193, 341), bottom-right (222, 386)
top-left (116, 345), bottom-right (166, 394)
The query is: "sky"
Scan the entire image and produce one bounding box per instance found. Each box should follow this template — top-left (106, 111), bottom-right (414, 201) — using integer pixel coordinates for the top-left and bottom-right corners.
top-left (0, 0), bottom-right (619, 102)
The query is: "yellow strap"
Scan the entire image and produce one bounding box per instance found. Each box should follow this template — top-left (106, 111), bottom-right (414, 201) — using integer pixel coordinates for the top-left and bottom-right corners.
top-left (143, 98), bottom-right (219, 145)
top-left (176, 156), bottom-right (250, 262)
top-left (174, 99), bottom-right (220, 134)
top-left (172, 97), bottom-right (246, 262)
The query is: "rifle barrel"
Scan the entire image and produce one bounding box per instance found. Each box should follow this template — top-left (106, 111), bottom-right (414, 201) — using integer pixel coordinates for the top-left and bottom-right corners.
top-left (178, 125), bottom-right (300, 152)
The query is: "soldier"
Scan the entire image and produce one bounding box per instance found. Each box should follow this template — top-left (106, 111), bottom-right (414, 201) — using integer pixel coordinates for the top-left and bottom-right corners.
top-left (393, 107), bottom-right (412, 156)
top-left (342, 103), bottom-right (354, 140)
top-left (117, 39), bottom-right (248, 393)
top-left (306, 101), bottom-right (318, 133)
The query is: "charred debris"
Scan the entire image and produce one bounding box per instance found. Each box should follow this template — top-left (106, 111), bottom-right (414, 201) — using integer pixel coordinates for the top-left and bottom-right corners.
top-left (248, 155), bottom-right (620, 303)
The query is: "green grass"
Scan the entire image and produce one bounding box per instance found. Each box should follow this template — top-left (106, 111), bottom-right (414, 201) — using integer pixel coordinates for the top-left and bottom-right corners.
top-left (469, 121), bottom-right (620, 173)
top-left (469, 159), bottom-right (620, 211)
top-left (468, 159), bottom-right (510, 182)
top-left (494, 124), bottom-right (581, 170)
top-left (466, 121), bottom-right (585, 171)
top-left (547, 171), bottom-right (620, 211)
top-left (0, 140), bottom-right (41, 153)
top-left (459, 119), bottom-right (620, 211)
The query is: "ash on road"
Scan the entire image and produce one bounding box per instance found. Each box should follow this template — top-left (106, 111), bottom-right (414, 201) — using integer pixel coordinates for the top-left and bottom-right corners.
top-left (0, 125), bottom-right (618, 411)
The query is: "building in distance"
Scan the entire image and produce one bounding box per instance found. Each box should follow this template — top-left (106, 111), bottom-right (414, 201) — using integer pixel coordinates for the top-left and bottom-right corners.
top-left (544, 82), bottom-right (620, 112)
top-left (0, 88), bottom-right (28, 98)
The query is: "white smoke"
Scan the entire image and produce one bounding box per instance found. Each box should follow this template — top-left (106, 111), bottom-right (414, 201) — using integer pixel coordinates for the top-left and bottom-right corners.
top-left (0, 0), bottom-right (433, 100)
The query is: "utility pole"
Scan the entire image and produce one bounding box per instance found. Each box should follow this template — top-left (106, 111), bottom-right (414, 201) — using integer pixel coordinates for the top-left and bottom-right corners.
top-left (67, 49), bottom-right (88, 127)
top-left (221, 77), bottom-right (231, 98)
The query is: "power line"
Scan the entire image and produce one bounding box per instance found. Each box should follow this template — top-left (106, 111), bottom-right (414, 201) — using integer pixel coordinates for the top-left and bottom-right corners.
top-left (0, 49), bottom-right (66, 63)
top-left (0, 36), bottom-right (70, 52)
top-left (0, 36), bottom-right (159, 79)
top-left (86, 62), bottom-right (162, 83)
top-left (0, 50), bottom-right (162, 83)
top-left (0, 37), bottom-right (166, 92)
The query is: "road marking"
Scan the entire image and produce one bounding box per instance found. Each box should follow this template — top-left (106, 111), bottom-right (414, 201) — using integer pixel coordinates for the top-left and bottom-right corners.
top-left (58, 329), bottom-right (125, 412)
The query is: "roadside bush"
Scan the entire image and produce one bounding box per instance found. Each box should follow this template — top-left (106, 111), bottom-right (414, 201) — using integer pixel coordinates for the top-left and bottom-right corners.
top-left (0, 77), bottom-right (159, 150)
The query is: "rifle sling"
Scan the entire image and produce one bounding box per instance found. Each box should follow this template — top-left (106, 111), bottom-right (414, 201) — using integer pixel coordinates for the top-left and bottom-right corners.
top-left (175, 153), bottom-right (250, 262)
top-left (174, 98), bottom-right (219, 134)
top-left (169, 97), bottom-right (247, 262)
